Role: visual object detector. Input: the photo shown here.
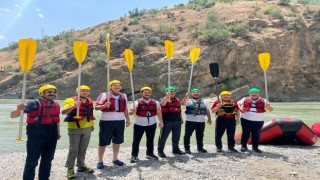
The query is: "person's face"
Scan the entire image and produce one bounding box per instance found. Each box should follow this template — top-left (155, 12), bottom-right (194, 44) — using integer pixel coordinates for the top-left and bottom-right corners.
top-left (141, 90), bottom-right (152, 99)
top-left (80, 89), bottom-right (90, 98)
top-left (169, 90), bottom-right (176, 98)
top-left (42, 88), bottom-right (57, 100)
top-left (249, 92), bottom-right (259, 99)
top-left (110, 83), bottom-right (121, 93)
top-left (191, 91), bottom-right (201, 99)
top-left (221, 94), bottom-right (231, 101)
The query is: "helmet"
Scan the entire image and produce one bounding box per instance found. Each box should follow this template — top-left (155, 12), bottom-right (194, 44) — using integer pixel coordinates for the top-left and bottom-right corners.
top-left (140, 86), bottom-right (152, 93)
top-left (109, 80), bottom-right (121, 87)
top-left (190, 88), bottom-right (201, 93)
top-left (39, 84), bottom-right (57, 96)
top-left (220, 91), bottom-right (231, 96)
top-left (76, 85), bottom-right (90, 94)
top-left (165, 86), bottom-right (176, 92)
top-left (248, 88), bottom-right (260, 94)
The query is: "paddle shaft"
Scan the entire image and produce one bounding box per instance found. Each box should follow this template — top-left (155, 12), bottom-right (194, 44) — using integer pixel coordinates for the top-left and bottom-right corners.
top-left (76, 64), bottom-right (82, 116)
top-left (214, 77), bottom-right (220, 102)
top-left (264, 71), bottom-right (268, 101)
top-left (130, 72), bottom-right (135, 109)
top-left (187, 64), bottom-right (194, 93)
top-left (168, 59), bottom-right (171, 89)
top-left (107, 59), bottom-right (110, 102)
top-left (17, 73), bottom-right (27, 141)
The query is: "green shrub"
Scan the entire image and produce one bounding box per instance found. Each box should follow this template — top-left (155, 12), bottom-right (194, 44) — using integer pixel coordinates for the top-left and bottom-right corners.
top-left (228, 22), bottom-right (250, 37)
top-left (156, 24), bottom-right (178, 36)
top-left (188, 0), bottom-right (215, 10)
top-left (286, 22), bottom-right (302, 32)
top-left (131, 38), bottom-right (148, 54)
top-left (166, 11), bottom-right (175, 18)
top-left (297, 0), bottom-right (311, 5)
top-left (129, 18), bottom-right (139, 25)
top-left (122, 26), bottom-right (129, 31)
top-left (277, 0), bottom-right (290, 6)
top-left (141, 24), bottom-right (154, 32)
top-left (251, 24), bottom-right (263, 33)
top-left (98, 34), bottom-right (105, 44)
top-left (5, 65), bottom-right (14, 72)
top-left (128, 8), bottom-right (146, 18)
top-left (312, 10), bottom-right (320, 22)
top-left (41, 62), bottom-right (62, 79)
top-left (89, 52), bottom-right (106, 66)
top-left (263, 5), bottom-right (283, 19)
top-left (201, 12), bottom-right (230, 44)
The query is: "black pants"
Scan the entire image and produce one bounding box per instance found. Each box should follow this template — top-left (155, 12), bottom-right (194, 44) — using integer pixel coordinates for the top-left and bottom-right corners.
top-left (215, 117), bottom-right (236, 148)
top-left (184, 121), bottom-right (205, 150)
top-left (131, 124), bottom-right (157, 156)
top-left (240, 118), bottom-right (264, 149)
top-left (158, 121), bottom-right (181, 152)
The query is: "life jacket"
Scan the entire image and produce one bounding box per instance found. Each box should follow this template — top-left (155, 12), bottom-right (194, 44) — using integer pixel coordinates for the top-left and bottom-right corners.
top-left (243, 97), bottom-right (265, 113)
top-left (185, 99), bottom-right (207, 115)
top-left (136, 99), bottom-right (157, 117)
top-left (26, 99), bottom-right (60, 124)
top-left (161, 97), bottom-right (181, 113)
top-left (101, 93), bottom-right (126, 112)
top-left (64, 96), bottom-right (95, 128)
top-left (217, 100), bottom-right (237, 116)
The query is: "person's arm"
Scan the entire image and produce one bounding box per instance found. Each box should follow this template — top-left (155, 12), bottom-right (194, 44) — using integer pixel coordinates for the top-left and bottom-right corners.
top-left (160, 92), bottom-right (170, 106)
top-left (234, 101), bottom-right (241, 124)
top-left (95, 93), bottom-right (110, 111)
top-left (10, 104), bottom-right (26, 118)
top-left (181, 92), bottom-right (190, 106)
top-left (211, 101), bottom-right (220, 113)
top-left (128, 101), bottom-right (136, 115)
top-left (206, 109), bottom-right (212, 125)
top-left (156, 107), bottom-right (163, 128)
top-left (124, 106), bottom-right (131, 127)
top-left (57, 122), bottom-right (61, 139)
top-left (265, 99), bottom-right (273, 112)
top-left (61, 99), bottom-right (81, 115)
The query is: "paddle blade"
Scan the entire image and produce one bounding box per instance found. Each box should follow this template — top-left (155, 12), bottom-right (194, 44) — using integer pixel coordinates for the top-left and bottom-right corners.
top-left (164, 40), bottom-right (174, 59)
top-left (73, 41), bottom-right (88, 64)
top-left (124, 49), bottom-right (134, 71)
top-left (106, 33), bottom-right (110, 59)
top-left (209, 63), bottom-right (219, 78)
top-left (190, 48), bottom-right (201, 64)
top-left (258, 53), bottom-right (270, 71)
top-left (18, 39), bottom-right (37, 73)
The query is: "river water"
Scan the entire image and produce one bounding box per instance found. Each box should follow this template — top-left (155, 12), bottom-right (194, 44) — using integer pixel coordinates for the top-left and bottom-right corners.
top-left (0, 99), bottom-right (319, 153)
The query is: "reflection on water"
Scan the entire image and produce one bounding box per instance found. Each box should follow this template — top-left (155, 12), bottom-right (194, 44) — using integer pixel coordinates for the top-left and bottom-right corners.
top-left (0, 99), bottom-right (319, 153)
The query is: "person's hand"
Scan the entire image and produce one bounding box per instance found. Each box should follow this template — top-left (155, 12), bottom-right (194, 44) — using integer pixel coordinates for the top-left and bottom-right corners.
top-left (129, 108), bottom-right (136, 115)
top-left (265, 103), bottom-right (272, 111)
top-left (104, 102), bottom-right (111, 108)
top-left (74, 101), bottom-right (81, 108)
top-left (126, 119), bottom-right (131, 127)
top-left (185, 92), bottom-right (190, 98)
top-left (207, 119), bottom-right (212, 125)
top-left (17, 104), bottom-right (27, 111)
top-left (158, 122), bottom-right (164, 128)
top-left (166, 92), bottom-right (170, 99)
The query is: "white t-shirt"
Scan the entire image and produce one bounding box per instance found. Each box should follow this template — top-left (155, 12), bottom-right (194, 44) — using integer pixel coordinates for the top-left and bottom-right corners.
top-left (238, 97), bottom-right (269, 121)
top-left (96, 93), bottom-right (127, 121)
top-left (185, 99), bottom-right (209, 123)
top-left (130, 99), bottom-right (160, 126)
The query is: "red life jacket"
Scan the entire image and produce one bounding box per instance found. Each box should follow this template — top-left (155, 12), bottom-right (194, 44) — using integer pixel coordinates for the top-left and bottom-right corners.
top-left (136, 99), bottom-right (157, 117)
top-left (161, 97), bottom-right (181, 113)
top-left (243, 97), bottom-right (265, 113)
top-left (101, 93), bottom-right (126, 112)
top-left (27, 99), bottom-right (60, 124)
top-left (70, 96), bottom-right (95, 121)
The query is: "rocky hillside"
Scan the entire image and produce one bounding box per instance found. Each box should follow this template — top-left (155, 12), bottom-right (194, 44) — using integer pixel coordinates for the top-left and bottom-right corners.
top-left (1, 1), bottom-right (320, 101)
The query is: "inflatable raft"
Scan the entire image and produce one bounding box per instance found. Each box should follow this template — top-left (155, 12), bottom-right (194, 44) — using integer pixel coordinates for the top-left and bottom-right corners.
top-left (235, 118), bottom-right (318, 146)
top-left (311, 122), bottom-right (320, 137)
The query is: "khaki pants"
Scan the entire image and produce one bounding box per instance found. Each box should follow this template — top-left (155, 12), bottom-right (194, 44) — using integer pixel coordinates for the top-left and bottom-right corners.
top-left (65, 126), bottom-right (93, 168)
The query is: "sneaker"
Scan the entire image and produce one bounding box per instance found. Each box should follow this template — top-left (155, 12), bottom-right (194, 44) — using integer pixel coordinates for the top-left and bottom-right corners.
top-left (253, 148), bottom-right (262, 153)
top-left (158, 151), bottom-right (167, 158)
top-left (146, 153), bottom-right (159, 160)
top-left (198, 148), bottom-right (208, 153)
top-left (67, 168), bottom-right (76, 179)
top-left (217, 148), bottom-right (222, 153)
top-left (172, 149), bottom-right (186, 155)
top-left (228, 147), bottom-right (238, 153)
top-left (78, 166), bottom-right (94, 173)
top-left (240, 146), bottom-right (248, 152)
top-left (113, 160), bottom-right (125, 166)
top-left (185, 149), bottom-right (192, 154)
top-left (130, 155), bottom-right (139, 163)
top-left (96, 162), bottom-right (105, 169)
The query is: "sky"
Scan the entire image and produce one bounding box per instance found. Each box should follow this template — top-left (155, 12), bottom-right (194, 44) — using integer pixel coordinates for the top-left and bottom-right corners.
top-left (0, 0), bottom-right (189, 48)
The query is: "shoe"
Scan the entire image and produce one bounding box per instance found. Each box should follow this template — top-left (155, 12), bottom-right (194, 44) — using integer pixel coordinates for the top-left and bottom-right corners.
top-left (113, 160), bottom-right (125, 166)
top-left (228, 147), bottom-right (238, 153)
top-left (146, 153), bottom-right (159, 160)
top-left (217, 148), bottom-right (222, 153)
top-left (96, 162), bottom-right (105, 169)
top-left (253, 148), bottom-right (262, 153)
top-left (158, 151), bottom-right (167, 158)
top-left (130, 155), bottom-right (139, 163)
top-left (185, 149), bottom-right (192, 154)
top-left (78, 166), bottom-right (94, 173)
top-left (67, 168), bottom-right (76, 179)
top-left (198, 148), bottom-right (207, 153)
top-left (172, 149), bottom-right (186, 155)
top-left (240, 146), bottom-right (248, 152)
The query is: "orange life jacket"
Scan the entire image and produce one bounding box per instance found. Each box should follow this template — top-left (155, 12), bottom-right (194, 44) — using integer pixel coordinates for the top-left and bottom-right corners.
top-left (27, 99), bottom-right (60, 124)
top-left (101, 93), bottom-right (126, 112)
top-left (136, 99), bottom-right (157, 117)
top-left (243, 97), bottom-right (265, 113)
top-left (161, 97), bottom-right (181, 113)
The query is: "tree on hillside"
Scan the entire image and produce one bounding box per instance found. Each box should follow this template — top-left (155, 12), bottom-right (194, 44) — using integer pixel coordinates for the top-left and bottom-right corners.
top-left (131, 38), bottom-right (148, 55)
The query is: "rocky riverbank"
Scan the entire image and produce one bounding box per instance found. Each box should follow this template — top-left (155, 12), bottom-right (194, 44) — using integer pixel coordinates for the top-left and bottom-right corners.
top-left (0, 144), bottom-right (319, 179)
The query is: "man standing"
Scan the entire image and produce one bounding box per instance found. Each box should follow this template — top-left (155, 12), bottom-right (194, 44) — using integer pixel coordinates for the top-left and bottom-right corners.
top-left (95, 80), bottom-right (131, 169)
top-left (211, 91), bottom-right (240, 153)
top-left (62, 85), bottom-right (95, 179)
top-left (238, 88), bottom-right (273, 153)
top-left (10, 84), bottom-right (61, 180)
top-left (158, 86), bottom-right (185, 158)
top-left (181, 88), bottom-right (212, 154)
top-left (129, 86), bottom-right (164, 163)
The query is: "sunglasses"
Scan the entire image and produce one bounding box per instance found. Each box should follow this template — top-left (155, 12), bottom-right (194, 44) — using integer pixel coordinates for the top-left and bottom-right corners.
top-left (46, 91), bottom-right (57, 94)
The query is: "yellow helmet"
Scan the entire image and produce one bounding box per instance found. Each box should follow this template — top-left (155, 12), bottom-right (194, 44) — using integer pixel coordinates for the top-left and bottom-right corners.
top-left (39, 84), bottom-right (57, 96)
top-left (76, 85), bottom-right (90, 94)
top-left (140, 86), bottom-right (152, 93)
top-left (109, 80), bottom-right (121, 87)
top-left (220, 91), bottom-right (231, 96)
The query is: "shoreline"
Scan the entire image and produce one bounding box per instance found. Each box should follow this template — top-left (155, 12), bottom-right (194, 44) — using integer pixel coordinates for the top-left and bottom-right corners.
top-left (1, 144), bottom-right (320, 179)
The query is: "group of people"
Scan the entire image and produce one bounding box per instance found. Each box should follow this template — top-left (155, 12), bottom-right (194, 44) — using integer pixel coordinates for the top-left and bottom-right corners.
top-left (10, 80), bottom-right (273, 180)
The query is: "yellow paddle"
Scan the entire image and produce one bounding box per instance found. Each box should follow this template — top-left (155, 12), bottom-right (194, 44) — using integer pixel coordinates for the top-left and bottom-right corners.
top-left (17, 39), bottom-right (37, 141)
top-left (258, 53), bottom-right (270, 101)
top-left (187, 47), bottom-right (201, 93)
top-left (164, 40), bottom-right (174, 102)
top-left (106, 33), bottom-right (111, 102)
top-left (73, 41), bottom-right (88, 119)
top-left (124, 49), bottom-right (135, 109)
